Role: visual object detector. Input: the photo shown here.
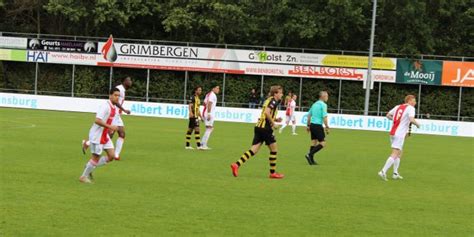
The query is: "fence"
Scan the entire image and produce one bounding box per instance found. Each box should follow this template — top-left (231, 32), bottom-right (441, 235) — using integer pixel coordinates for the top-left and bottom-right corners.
top-left (0, 32), bottom-right (473, 121)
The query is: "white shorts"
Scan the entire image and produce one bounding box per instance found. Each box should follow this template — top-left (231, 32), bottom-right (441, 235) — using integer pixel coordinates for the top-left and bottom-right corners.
top-left (204, 115), bottom-right (215, 127)
top-left (112, 114), bottom-right (124, 127)
top-left (390, 136), bottom-right (405, 150)
top-left (286, 114), bottom-right (296, 122)
top-left (90, 138), bottom-right (114, 155)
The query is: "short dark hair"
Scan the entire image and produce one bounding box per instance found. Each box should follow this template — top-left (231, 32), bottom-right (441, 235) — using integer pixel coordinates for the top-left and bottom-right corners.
top-left (211, 84), bottom-right (220, 89)
top-left (194, 86), bottom-right (202, 93)
top-left (123, 76), bottom-right (131, 82)
top-left (110, 88), bottom-right (120, 95)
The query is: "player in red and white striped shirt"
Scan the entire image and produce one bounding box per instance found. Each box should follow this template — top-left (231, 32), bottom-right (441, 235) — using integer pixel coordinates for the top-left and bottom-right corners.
top-left (110, 77), bottom-right (132, 160)
top-left (79, 88), bottom-right (120, 183)
top-left (378, 95), bottom-right (420, 181)
top-left (279, 94), bottom-right (298, 135)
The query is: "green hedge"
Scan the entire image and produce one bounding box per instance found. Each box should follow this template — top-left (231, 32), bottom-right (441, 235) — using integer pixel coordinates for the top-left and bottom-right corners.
top-left (1, 61), bottom-right (472, 120)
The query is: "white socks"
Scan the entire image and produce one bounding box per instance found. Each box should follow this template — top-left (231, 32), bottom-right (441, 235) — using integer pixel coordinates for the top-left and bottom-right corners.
top-left (292, 124), bottom-right (296, 134)
top-left (81, 160), bottom-right (96, 177)
top-left (393, 157), bottom-right (401, 174)
top-left (201, 127), bottom-right (213, 147)
top-left (97, 156), bottom-right (108, 167)
top-left (81, 156), bottom-right (110, 178)
top-left (115, 137), bottom-right (124, 158)
top-left (382, 157), bottom-right (395, 174)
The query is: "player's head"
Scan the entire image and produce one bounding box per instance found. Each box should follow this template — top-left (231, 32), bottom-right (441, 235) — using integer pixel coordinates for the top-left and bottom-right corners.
top-left (194, 86), bottom-right (202, 96)
top-left (251, 88), bottom-right (256, 93)
top-left (292, 94), bottom-right (297, 100)
top-left (211, 84), bottom-right (220, 94)
top-left (269, 85), bottom-right (283, 100)
top-left (123, 76), bottom-right (132, 88)
top-left (288, 91), bottom-right (293, 96)
top-left (109, 88), bottom-right (120, 104)
top-left (319, 91), bottom-right (328, 102)
top-left (405, 94), bottom-right (417, 106)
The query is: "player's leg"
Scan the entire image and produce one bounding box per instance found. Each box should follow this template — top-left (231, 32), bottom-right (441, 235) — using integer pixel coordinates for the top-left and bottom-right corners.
top-left (379, 138), bottom-right (401, 181)
top-left (305, 139), bottom-right (318, 165)
top-left (393, 150), bottom-right (403, 179)
top-left (231, 128), bottom-right (264, 177)
top-left (201, 117), bottom-right (215, 149)
top-left (306, 125), bottom-right (325, 164)
top-left (185, 119), bottom-right (194, 149)
top-left (80, 152), bottom-right (100, 183)
top-left (114, 126), bottom-right (125, 160)
top-left (279, 118), bottom-right (289, 133)
top-left (268, 141), bottom-right (284, 179)
top-left (291, 118), bottom-right (297, 135)
top-left (81, 139), bottom-right (90, 154)
top-left (194, 125), bottom-right (202, 149)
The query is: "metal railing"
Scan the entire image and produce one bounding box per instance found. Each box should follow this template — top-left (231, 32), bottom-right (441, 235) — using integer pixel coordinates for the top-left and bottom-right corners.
top-left (1, 32), bottom-right (473, 121)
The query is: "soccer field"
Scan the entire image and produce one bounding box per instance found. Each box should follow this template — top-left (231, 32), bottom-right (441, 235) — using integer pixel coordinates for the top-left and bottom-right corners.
top-left (0, 107), bottom-right (473, 236)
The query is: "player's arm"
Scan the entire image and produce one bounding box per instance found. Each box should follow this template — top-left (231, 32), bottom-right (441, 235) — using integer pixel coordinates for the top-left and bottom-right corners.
top-left (409, 115), bottom-right (420, 128)
top-left (95, 118), bottom-right (117, 131)
top-left (206, 100), bottom-right (213, 120)
top-left (323, 116), bottom-right (330, 134)
top-left (306, 108), bottom-right (312, 132)
top-left (323, 104), bottom-right (330, 133)
top-left (264, 106), bottom-right (280, 128)
top-left (114, 102), bottom-right (130, 114)
top-left (386, 107), bottom-right (396, 120)
top-left (188, 101), bottom-right (194, 118)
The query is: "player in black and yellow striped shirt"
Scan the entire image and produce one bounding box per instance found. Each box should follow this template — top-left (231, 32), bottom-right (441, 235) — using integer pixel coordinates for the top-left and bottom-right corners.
top-left (230, 85), bottom-right (285, 179)
top-left (185, 86), bottom-right (203, 149)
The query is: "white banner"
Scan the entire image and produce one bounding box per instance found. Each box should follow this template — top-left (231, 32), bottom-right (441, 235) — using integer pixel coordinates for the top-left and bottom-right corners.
top-left (0, 36), bottom-right (27, 49)
top-left (1, 93), bottom-right (472, 137)
top-left (0, 37), bottom-right (396, 82)
top-left (99, 42), bottom-right (397, 70)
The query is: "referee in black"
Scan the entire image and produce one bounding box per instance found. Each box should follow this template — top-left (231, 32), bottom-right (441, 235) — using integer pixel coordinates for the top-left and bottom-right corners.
top-left (305, 91), bottom-right (330, 165)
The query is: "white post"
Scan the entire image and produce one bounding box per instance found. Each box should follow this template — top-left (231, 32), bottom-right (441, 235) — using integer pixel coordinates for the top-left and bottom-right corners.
top-left (364, 0), bottom-right (377, 115)
top-left (34, 62), bottom-right (39, 95)
top-left (457, 87), bottom-right (462, 121)
top-left (417, 84), bottom-right (422, 117)
top-left (337, 79), bottom-right (342, 113)
top-left (146, 69), bottom-right (150, 102)
top-left (298, 77), bottom-right (303, 111)
top-left (71, 64), bottom-right (76, 97)
top-left (377, 82), bottom-right (382, 116)
top-left (184, 71), bottom-right (188, 104)
top-left (222, 73), bottom-right (226, 106)
top-left (109, 67), bottom-right (113, 91)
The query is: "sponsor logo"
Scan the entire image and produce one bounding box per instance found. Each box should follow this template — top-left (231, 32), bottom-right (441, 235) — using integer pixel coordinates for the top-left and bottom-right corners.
top-left (396, 59), bottom-right (442, 85)
top-left (101, 35), bottom-right (117, 62)
top-left (289, 66), bottom-right (364, 79)
top-left (27, 51), bottom-right (49, 62)
top-left (402, 60), bottom-right (436, 83)
top-left (27, 38), bottom-right (97, 53)
top-left (442, 61), bottom-right (474, 87)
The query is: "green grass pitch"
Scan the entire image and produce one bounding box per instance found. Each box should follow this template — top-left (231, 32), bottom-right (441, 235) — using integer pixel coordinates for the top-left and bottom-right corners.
top-left (0, 108), bottom-right (473, 236)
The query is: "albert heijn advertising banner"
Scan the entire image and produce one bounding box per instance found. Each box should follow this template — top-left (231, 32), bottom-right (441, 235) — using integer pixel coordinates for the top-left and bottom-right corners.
top-left (441, 61), bottom-right (474, 87)
top-left (396, 59), bottom-right (443, 85)
top-left (1, 92), bottom-right (473, 137)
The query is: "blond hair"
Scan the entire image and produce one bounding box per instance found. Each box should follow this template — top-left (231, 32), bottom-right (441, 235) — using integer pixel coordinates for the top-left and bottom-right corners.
top-left (268, 85), bottom-right (283, 97)
top-left (405, 95), bottom-right (416, 103)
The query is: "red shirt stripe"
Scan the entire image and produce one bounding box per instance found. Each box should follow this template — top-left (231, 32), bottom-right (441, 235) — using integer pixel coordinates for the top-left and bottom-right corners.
top-left (390, 104), bottom-right (408, 136)
top-left (100, 102), bottom-right (116, 144)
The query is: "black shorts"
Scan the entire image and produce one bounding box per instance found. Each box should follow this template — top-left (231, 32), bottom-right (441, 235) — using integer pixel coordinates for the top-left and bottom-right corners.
top-left (310, 124), bottom-right (325, 142)
top-left (188, 117), bottom-right (199, 129)
top-left (252, 127), bottom-right (276, 146)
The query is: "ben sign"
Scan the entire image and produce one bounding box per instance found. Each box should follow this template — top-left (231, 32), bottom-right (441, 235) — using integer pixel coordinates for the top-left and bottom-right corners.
top-left (441, 61), bottom-right (474, 87)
